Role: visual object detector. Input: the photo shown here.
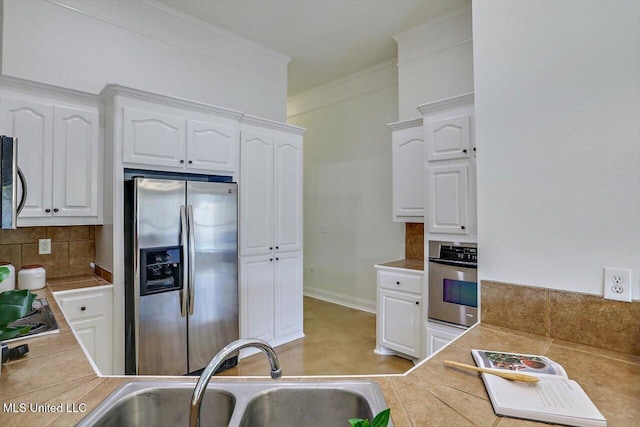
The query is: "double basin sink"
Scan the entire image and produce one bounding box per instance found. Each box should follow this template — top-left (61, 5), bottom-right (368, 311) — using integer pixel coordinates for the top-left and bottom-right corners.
top-left (76, 380), bottom-right (392, 427)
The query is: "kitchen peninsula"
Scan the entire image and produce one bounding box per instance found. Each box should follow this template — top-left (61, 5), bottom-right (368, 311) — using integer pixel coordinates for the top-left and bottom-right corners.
top-left (1, 275), bottom-right (638, 426)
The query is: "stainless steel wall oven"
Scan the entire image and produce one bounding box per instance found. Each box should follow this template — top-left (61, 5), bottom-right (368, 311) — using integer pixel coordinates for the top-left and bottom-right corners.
top-left (428, 241), bottom-right (478, 328)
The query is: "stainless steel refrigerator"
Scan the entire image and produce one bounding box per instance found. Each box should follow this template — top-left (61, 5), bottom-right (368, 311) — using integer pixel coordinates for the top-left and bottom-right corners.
top-left (124, 176), bottom-right (238, 376)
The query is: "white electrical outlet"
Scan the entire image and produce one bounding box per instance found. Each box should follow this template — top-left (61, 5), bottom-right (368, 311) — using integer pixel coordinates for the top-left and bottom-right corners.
top-left (309, 266), bottom-right (315, 276)
top-left (38, 238), bottom-right (51, 255)
top-left (603, 267), bottom-right (632, 302)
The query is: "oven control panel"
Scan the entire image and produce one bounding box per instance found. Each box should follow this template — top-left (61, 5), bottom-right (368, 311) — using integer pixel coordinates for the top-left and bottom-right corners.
top-left (438, 245), bottom-right (477, 263)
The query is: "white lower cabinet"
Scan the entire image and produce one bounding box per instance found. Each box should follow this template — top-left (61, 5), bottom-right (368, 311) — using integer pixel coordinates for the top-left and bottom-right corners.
top-left (55, 286), bottom-right (114, 375)
top-left (426, 320), bottom-right (466, 357)
top-left (240, 251), bottom-right (303, 347)
top-left (375, 266), bottom-right (423, 360)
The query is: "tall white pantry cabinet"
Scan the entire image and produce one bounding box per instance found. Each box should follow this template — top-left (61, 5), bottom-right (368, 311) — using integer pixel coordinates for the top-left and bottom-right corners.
top-left (239, 117), bottom-right (305, 352)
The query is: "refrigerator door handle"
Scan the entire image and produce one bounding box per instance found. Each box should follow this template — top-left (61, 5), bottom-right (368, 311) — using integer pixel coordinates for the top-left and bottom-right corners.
top-left (187, 204), bottom-right (196, 315)
top-left (180, 205), bottom-right (188, 318)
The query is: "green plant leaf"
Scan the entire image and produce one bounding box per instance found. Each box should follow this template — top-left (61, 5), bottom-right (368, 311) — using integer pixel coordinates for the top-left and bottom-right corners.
top-left (0, 324), bottom-right (31, 341)
top-left (0, 289), bottom-right (37, 325)
top-left (0, 266), bottom-right (9, 283)
top-left (348, 419), bottom-right (369, 427)
top-left (371, 408), bottom-right (391, 427)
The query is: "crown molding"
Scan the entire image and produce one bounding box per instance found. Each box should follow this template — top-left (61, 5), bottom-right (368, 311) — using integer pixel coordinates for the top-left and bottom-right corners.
top-left (240, 114), bottom-right (307, 135)
top-left (143, 0), bottom-right (292, 64)
top-left (417, 92), bottom-right (474, 115)
top-left (48, 0), bottom-right (289, 84)
top-left (392, 3), bottom-right (471, 42)
top-left (0, 74), bottom-right (101, 104)
top-left (100, 84), bottom-right (244, 120)
top-left (387, 118), bottom-right (423, 132)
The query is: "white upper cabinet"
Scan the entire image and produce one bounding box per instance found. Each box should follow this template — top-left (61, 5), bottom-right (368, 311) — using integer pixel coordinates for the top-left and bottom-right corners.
top-left (240, 131), bottom-right (274, 256)
top-left (419, 93), bottom-right (476, 238)
top-left (53, 106), bottom-right (100, 218)
top-left (1, 98), bottom-right (53, 219)
top-left (425, 114), bottom-right (472, 161)
top-left (0, 77), bottom-right (102, 226)
top-left (109, 86), bottom-right (242, 176)
top-left (390, 119), bottom-right (424, 222)
top-left (240, 125), bottom-right (303, 257)
top-left (426, 163), bottom-right (474, 235)
top-left (186, 119), bottom-right (236, 173)
top-left (273, 136), bottom-right (303, 253)
top-left (123, 107), bottom-right (186, 169)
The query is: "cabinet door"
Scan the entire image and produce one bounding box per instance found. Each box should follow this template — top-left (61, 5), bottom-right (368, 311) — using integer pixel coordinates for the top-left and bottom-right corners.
top-left (426, 323), bottom-right (463, 356)
top-left (274, 251), bottom-right (303, 338)
top-left (240, 255), bottom-right (274, 342)
top-left (186, 119), bottom-right (237, 173)
top-left (425, 114), bottom-right (471, 161)
top-left (426, 163), bottom-right (468, 234)
top-left (392, 127), bottom-right (424, 221)
top-left (71, 316), bottom-right (113, 374)
top-left (379, 289), bottom-right (421, 358)
top-left (273, 136), bottom-right (303, 253)
top-left (0, 98), bottom-right (53, 218)
top-left (52, 106), bottom-right (100, 218)
top-left (56, 286), bottom-right (114, 374)
top-left (123, 107), bottom-right (186, 168)
top-left (240, 132), bottom-right (274, 256)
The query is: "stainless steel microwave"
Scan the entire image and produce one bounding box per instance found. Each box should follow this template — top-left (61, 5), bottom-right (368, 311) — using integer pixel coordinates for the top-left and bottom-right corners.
top-left (0, 136), bottom-right (27, 229)
top-left (428, 241), bottom-right (478, 328)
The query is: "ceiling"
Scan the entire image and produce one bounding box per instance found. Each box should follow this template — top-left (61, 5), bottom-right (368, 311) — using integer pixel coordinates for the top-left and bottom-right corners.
top-left (153, 0), bottom-right (470, 96)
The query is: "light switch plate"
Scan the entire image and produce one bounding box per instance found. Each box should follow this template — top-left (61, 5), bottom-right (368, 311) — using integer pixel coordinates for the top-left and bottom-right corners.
top-left (38, 238), bottom-right (51, 255)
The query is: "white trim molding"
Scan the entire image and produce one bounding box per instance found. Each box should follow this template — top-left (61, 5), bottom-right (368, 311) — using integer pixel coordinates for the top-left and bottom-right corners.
top-left (417, 92), bottom-right (474, 115)
top-left (387, 118), bottom-right (423, 132)
top-left (304, 287), bottom-right (376, 314)
top-left (287, 59), bottom-right (397, 119)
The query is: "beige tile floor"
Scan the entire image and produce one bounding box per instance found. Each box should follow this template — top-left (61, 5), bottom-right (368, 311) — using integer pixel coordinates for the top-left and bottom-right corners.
top-left (220, 296), bottom-right (414, 377)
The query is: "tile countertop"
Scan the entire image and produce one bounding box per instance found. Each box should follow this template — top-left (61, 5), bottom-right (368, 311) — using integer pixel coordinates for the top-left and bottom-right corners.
top-left (375, 259), bottom-right (424, 272)
top-left (1, 276), bottom-right (640, 426)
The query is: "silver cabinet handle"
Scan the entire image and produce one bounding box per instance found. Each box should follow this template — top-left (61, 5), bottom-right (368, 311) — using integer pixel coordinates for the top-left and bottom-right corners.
top-left (179, 205), bottom-right (188, 317)
top-left (187, 205), bottom-right (196, 315)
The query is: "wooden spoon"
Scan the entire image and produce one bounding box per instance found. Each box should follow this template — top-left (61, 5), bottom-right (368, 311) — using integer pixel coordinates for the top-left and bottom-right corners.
top-left (444, 360), bottom-right (539, 383)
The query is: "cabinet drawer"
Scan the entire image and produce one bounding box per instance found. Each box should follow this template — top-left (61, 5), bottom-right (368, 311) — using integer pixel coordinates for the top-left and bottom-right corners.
top-left (378, 271), bottom-right (422, 294)
top-left (58, 291), bottom-right (110, 321)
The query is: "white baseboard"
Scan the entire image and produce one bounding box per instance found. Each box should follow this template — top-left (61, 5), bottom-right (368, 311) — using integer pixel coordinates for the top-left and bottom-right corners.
top-left (238, 331), bottom-right (305, 359)
top-left (303, 286), bottom-right (376, 314)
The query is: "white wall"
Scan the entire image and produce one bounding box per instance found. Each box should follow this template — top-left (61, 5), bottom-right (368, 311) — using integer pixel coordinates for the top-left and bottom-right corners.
top-left (288, 61), bottom-right (404, 311)
top-left (473, 0), bottom-right (640, 298)
top-left (1, 0), bottom-right (290, 121)
top-left (394, 4), bottom-right (474, 120)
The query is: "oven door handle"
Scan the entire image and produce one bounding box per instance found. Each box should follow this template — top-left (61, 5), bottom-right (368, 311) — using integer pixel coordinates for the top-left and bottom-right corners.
top-left (428, 258), bottom-right (477, 269)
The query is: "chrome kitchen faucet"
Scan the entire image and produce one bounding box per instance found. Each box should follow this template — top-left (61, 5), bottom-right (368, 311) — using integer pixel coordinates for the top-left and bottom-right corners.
top-left (189, 338), bottom-right (282, 427)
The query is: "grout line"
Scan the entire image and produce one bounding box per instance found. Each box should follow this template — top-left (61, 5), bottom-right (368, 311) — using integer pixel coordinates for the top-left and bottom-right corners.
top-left (388, 379), bottom-right (416, 427)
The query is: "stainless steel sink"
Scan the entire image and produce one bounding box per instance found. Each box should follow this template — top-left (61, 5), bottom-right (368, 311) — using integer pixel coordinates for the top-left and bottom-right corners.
top-left (76, 381), bottom-right (392, 427)
top-left (76, 383), bottom-right (235, 427)
top-left (238, 387), bottom-right (375, 427)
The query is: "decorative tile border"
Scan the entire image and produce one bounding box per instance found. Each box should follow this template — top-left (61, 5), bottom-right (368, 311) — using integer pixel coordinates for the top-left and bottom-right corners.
top-left (481, 280), bottom-right (640, 356)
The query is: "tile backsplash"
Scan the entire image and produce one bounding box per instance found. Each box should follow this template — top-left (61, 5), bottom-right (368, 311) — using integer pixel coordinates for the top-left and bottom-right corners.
top-left (481, 280), bottom-right (640, 356)
top-left (0, 226), bottom-right (95, 280)
top-left (405, 223), bottom-right (424, 261)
